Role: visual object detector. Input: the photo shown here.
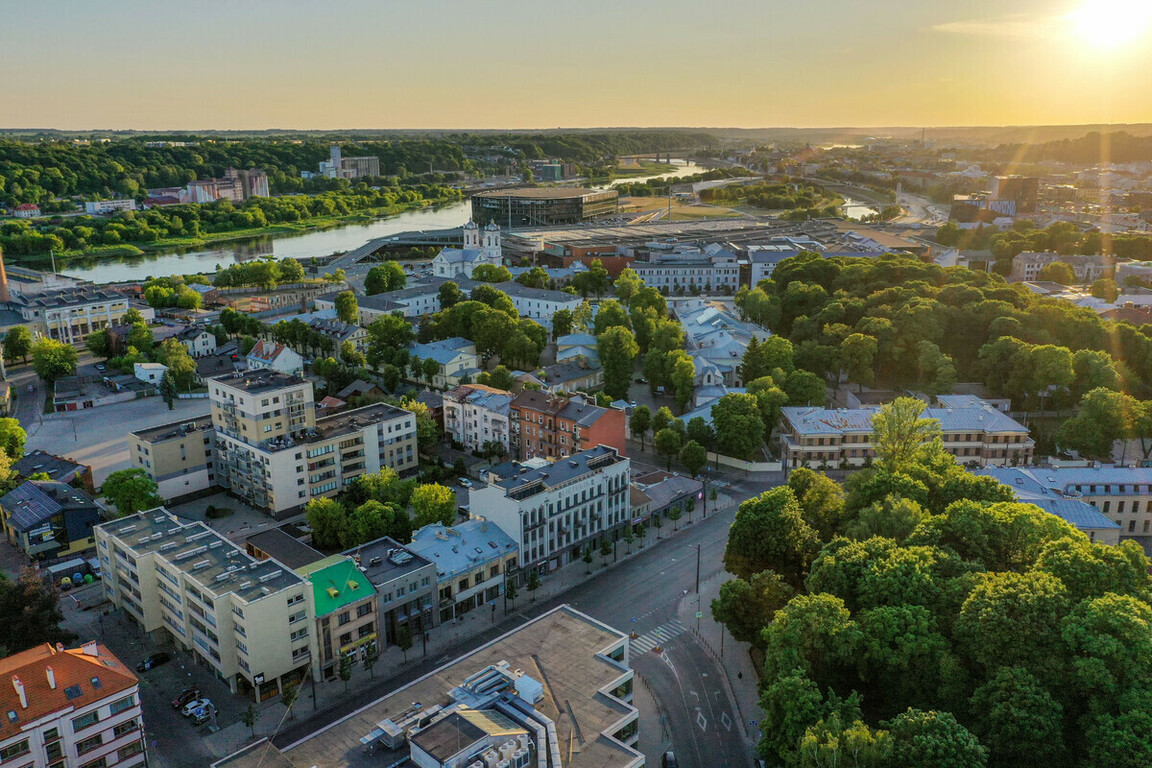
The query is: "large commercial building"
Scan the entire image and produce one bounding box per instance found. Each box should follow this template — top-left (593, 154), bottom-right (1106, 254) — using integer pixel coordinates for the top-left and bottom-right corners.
top-left (213, 605), bottom-right (640, 768)
top-left (780, 395), bottom-right (1034, 470)
top-left (992, 175), bottom-right (1039, 214)
top-left (210, 371), bottom-right (418, 513)
top-left (632, 249), bottom-right (742, 294)
top-left (0, 641), bottom-right (146, 768)
top-left (317, 145), bottom-right (380, 180)
top-left (96, 509), bottom-right (319, 701)
top-left (472, 187), bottom-right (619, 227)
top-left (469, 445), bottom-right (630, 575)
top-left (509, 391), bottom-right (626, 461)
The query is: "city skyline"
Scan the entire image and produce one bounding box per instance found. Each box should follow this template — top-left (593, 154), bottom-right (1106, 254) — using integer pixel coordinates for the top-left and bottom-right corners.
top-left (4, 0), bottom-right (1151, 130)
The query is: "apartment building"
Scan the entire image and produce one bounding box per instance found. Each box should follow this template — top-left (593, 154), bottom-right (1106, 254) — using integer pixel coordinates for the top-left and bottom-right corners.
top-left (407, 339), bottom-right (481, 389)
top-left (443, 384), bottom-right (512, 455)
top-left (297, 556), bottom-right (378, 678)
top-left (210, 371), bottom-right (418, 513)
top-left (0, 641), bottom-right (145, 768)
top-left (95, 509), bottom-right (319, 701)
top-left (468, 446), bottom-right (630, 575)
top-left (11, 288), bottom-right (153, 344)
top-left (306, 318), bottom-right (368, 356)
top-left (633, 249), bottom-right (742, 294)
top-left (487, 282), bottom-right (581, 331)
top-left (972, 467), bottom-right (1122, 544)
top-left (406, 520), bottom-right (518, 623)
top-left (509, 391), bottom-right (626, 461)
top-left (780, 395), bottom-right (1034, 470)
top-left (130, 416), bottom-right (216, 502)
top-left (345, 537), bottom-right (439, 646)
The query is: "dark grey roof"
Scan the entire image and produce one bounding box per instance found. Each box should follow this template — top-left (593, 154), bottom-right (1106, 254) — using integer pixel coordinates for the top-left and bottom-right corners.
top-left (0, 481), bottom-right (101, 532)
top-left (409, 712), bottom-right (485, 761)
top-left (12, 451), bottom-right (89, 484)
top-left (245, 528), bottom-right (325, 570)
top-left (496, 446), bottom-right (624, 499)
top-left (340, 536), bottom-right (433, 587)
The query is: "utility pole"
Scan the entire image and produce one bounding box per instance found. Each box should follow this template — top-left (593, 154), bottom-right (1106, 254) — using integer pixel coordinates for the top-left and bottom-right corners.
top-left (692, 544), bottom-right (701, 594)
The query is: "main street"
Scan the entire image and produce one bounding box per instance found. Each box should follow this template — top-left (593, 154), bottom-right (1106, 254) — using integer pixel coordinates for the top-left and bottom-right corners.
top-left (273, 470), bottom-right (774, 767)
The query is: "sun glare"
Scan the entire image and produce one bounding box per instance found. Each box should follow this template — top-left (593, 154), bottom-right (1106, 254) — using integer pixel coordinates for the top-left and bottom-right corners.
top-left (1069, 0), bottom-right (1152, 48)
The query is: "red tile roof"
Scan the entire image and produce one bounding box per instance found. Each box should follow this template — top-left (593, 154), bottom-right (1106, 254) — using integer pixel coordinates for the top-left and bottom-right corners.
top-left (0, 642), bottom-right (137, 730)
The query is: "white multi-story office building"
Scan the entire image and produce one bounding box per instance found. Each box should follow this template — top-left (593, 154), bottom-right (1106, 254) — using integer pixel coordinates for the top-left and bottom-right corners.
top-left (95, 509), bottom-right (319, 702)
top-left (0, 642), bottom-right (146, 768)
top-left (468, 445), bottom-right (630, 575)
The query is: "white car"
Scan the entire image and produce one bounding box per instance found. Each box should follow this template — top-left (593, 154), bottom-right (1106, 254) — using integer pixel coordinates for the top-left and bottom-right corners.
top-left (458, 478), bottom-right (473, 488)
top-left (181, 698), bottom-right (212, 717)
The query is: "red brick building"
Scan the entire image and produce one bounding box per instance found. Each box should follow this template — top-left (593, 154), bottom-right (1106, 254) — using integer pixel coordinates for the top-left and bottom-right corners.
top-left (509, 391), bottom-right (626, 460)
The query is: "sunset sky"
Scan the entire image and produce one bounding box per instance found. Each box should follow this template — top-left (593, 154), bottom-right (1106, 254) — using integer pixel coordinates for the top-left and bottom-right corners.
top-left (3, 0), bottom-right (1151, 130)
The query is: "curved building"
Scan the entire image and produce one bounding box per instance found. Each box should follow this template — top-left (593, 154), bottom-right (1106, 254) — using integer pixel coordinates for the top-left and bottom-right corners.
top-left (471, 187), bottom-right (618, 227)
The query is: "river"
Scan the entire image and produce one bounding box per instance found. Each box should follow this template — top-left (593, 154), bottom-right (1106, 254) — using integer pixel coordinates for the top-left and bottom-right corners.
top-left (46, 161), bottom-right (710, 284)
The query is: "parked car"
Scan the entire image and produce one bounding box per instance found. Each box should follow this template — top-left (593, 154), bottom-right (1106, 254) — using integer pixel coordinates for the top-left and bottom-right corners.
top-left (458, 478), bottom-right (473, 488)
top-left (181, 697), bottom-right (212, 717)
top-left (94, 363), bottom-right (106, 372)
top-left (171, 686), bottom-right (201, 709)
top-left (189, 705), bottom-right (215, 727)
top-left (135, 652), bottom-right (172, 672)
top-left (635, 377), bottom-right (647, 384)
top-left (662, 751), bottom-right (678, 768)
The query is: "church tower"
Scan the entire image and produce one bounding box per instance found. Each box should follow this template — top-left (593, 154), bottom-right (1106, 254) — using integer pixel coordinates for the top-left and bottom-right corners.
top-left (483, 221), bottom-right (500, 251)
top-left (462, 220), bottom-right (480, 250)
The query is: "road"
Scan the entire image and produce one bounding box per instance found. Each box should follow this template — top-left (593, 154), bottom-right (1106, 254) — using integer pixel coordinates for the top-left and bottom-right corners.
top-left (273, 489), bottom-right (768, 767)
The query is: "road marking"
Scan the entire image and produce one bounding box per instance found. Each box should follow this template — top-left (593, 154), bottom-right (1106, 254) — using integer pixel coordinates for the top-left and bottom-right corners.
top-left (721, 712), bottom-right (732, 732)
top-left (696, 711), bottom-right (707, 732)
top-left (630, 618), bottom-right (687, 653)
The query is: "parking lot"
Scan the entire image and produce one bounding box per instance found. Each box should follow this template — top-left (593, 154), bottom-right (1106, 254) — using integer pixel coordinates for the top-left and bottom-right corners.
top-left (25, 395), bottom-right (210, 486)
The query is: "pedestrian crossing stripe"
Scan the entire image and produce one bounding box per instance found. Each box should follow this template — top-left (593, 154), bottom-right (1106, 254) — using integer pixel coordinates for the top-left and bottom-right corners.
top-left (630, 618), bottom-right (687, 653)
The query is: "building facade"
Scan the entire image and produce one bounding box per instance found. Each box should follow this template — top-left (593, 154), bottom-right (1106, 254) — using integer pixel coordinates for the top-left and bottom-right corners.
top-left (345, 537), bottom-right (439, 646)
top-left (509, 391), bottom-right (626, 460)
top-left (406, 520), bottom-right (518, 624)
top-left (0, 480), bottom-right (106, 560)
top-left (633, 251), bottom-right (742, 294)
top-left (130, 415), bottom-right (216, 501)
top-left (297, 556), bottom-right (379, 678)
top-left (0, 642), bottom-right (145, 768)
top-left (407, 339), bottom-right (481, 389)
top-left (442, 385), bottom-right (512, 455)
top-left (96, 509), bottom-right (319, 701)
top-left (175, 326), bottom-right (217, 357)
top-left (245, 341), bottom-right (305, 376)
top-left (12, 289), bottom-right (152, 344)
top-left (471, 188), bottom-right (618, 226)
top-left (432, 221), bottom-right (503, 279)
top-left (468, 446), bottom-right (630, 575)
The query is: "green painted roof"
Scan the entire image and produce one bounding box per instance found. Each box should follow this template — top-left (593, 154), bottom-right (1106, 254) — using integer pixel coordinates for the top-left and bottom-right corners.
top-left (298, 555), bottom-right (376, 617)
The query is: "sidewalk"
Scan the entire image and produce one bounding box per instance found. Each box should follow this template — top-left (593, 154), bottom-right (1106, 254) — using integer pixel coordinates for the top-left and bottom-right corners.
top-left (676, 570), bottom-right (763, 749)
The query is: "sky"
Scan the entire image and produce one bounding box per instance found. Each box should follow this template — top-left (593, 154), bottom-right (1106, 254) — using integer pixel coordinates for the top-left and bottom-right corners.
top-left (2, 0), bottom-right (1151, 130)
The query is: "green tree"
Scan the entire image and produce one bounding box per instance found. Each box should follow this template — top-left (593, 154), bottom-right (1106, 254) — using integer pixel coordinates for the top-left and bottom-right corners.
top-left (1056, 388), bottom-right (1140, 460)
top-left (1089, 277), bottom-right (1119, 302)
top-left (101, 468), bottom-right (163, 517)
top-left (422, 357), bottom-right (440, 386)
top-left (160, 370), bottom-right (177, 410)
top-left (954, 570), bottom-right (1069, 676)
top-left (844, 495), bottom-right (924, 542)
top-left (241, 703), bottom-right (257, 737)
top-left (3, 326), bottom-right (32, 363)
top-left (551, 308), bottom-right (573, 339)
top-left (338, 653), bottom-right (354, 692)
top-left (871, 397), bottom-right (941, 473)
top-left (30, 338), bottom-right (78, 384)
top-left (787, 467), bottom-right (846, 540)
top-left (335, 290), bottom-right (359, 323)
top-left (1037, 261), bottom-right (1076, 285)
top-left (281, 684), bottom-right (300, 720)
top-left (438, 281), bottom-right (462, 309)
top-left (396, 624), bottom-right (413, 662)
top-left (968, 666), bottom-right (1064, 768)
top-left (711, 570), bottom-right (795, 649)
top-left (0, 568), bottom-right (75, 654)
top-left (614, 267), bottom-right (643, 302)
top-left (668, 350), bottom-right (696, 413)
top-left (471, 264), bottom-right (513, 283)
top-left (680, 440), bottom-right (707, 476)
top-left (725, 487), bottom-right (820, 587)
top-left (885, 709), bottom-right (987, 768)
top-left (629, 404), bottom-right (650, 451)
top-left (411, 483), bottom-right (456, 528)
top-left (526, 570), bottom-right (541, 601)
top-left (365, 261), bottom-right (406, 295)
top-left (0, 419), bottom-right (26, 461)
top-left (479, 365), bottom-right (515, 391)
top-left (306, 497), bottom-right (348, 549)
top-left (345, 500), bottom-right (410, 547)
top-left (85, 328), bottom-right (112, 359)
top-left (712, 393), bottom-right (765, 460)
top-left (597, 326), bottom-right (639, 400)
top-left (654, 428), bottom-right (682, 470)
top-left (840, 333), bottom-right (878, 392)
top-left (599, 538), bottom-right (613, 567)
top-left (504, 578), bottom-right (517, 610)
top-left (593, 299), bottom-right (632, 336)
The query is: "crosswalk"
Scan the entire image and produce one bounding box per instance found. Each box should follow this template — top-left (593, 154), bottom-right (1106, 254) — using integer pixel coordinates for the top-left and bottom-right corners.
top-left (630, 618), bottom-right (687, 654)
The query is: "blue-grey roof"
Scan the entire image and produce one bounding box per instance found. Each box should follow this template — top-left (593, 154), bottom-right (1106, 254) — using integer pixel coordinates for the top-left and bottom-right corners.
top-left (494, 445), bottom-right (625, 499)
top-left (1023, 498), bottom-right (1121, 531)
top-left (784, 400), bottom-right (1030, 437)
top-left (556, 334), bottom-right (599, 348)
top-left (975, 466), bottom-right (1152, 494)
top-left (407, 520), bottom-right (517, 581)
top-left (409, 338), bottom-right (475, 365)
top-left (12, 450), bottom-right (88, 485)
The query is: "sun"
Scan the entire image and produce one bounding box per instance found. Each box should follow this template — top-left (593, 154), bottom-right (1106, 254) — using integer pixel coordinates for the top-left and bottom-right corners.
top-left (1069, 0), bottom-right (1152, 48)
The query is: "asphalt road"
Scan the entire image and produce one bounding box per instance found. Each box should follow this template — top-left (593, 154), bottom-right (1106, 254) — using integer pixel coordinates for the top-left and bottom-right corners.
top-left (273, 497), bottom-right (764, 763)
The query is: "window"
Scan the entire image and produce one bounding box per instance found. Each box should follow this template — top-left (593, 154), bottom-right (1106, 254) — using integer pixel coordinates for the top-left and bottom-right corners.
top-left (72, 710), bottom-right (101, 732)
top-left (290, 627), bottom-right (308, 642)
top-left (108, 695), bottom-right (135, 715)
top-left (79, 757), bottom-right (107, 768)
top-left (288, 610), bottom-right (306, 624)
top-left (338, 611), bottom-right (351, 626)
top-left (118, 741), bottom-right (145, 761)
top-left (76, 734), bottom-right (104, 755)
top-left (287, 593), bottom-right (304, 606)
top-left (113, 719), bottom-right (140, 738)
top-left (339, 632), bottom-right (352, 646)
top-left (43, 727), bottom-right (60, 743)
top-left (0, 739), bottom-right (29, 760)
top-left (356, 603), bottom-right (372, 618)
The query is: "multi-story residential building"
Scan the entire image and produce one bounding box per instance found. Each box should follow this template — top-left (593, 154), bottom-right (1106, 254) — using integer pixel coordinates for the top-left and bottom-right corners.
top-left (633, 249), bottom-right (742, 294)
top-left (487, 281), bottom-right (581, 330)
top-left (296, 556), bottom-right (378, 678)
top-left (209, 371), bottom-right (418, 513)
top-left (11, 288), bottom-right (154, 344)
top-left (245, 341), bottom-right (305, 376)
top-left (13, 203), bottom-right (41, 219)
top-left (344, 537), bottom-right (439, 646)
top-left (95, 509), bottom-right (319, 701)
top-left (974, 465), bottom-right (1152, 542)
top-left (305, 317), bottom-right (368, 356)
top-left (443, 384), bottom-right (512, 455)
top-left (0, 480), bottom-right (106, 560)
top-left (85, 199), bottom-right (138, 214)
top-left (509, 391), bottom-right (626, 461)
top-left (175, 325), bottom-right (217, 357)
top-left (1009, 251), bottom-right (1112, 283)
top-left (129, 415), bottom-right (216, 501)
top-left (469, 446), bottom-right (630, 575)
top-left (972, 467), bottom-right (1122, 544)
top-left (432, 221), bottom-right (503, 279)
top-left (0, 641), bottom-right (146, 768)
top-left (406, 520), bottom-right (518, 623)
top-left (407, 339), bottom-right (481, 389)
top-left (317, 280), bottom-right (480, 323)
top-left (780, 395), bottom-right (1034, 470)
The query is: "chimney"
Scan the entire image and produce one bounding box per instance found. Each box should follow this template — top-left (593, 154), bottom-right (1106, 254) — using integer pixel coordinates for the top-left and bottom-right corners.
top-left (55, 643), bottom-right (64, 653)
top-left (11, 677), bottom-right (26, 709)
top-left (0, 246), bottom-right (10, 304)
top-left (46, 666), bottom-right (56, 689)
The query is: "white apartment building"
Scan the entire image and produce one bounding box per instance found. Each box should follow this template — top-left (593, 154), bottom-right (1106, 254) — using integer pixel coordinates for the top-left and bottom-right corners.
top-left (210, 371), bottom-right (418, 513)
top-left (468, 445), bottom-right (630, 575)
top-left (0, 642), bottom-right (145, 768)
top-left (95, 509), bottom-right (319, 702)
top-left (85, 199), bottom-right (138, 214)
top-left (489, 282), bottom-right (582, 331)
top-left (633, 250), bottom-right (741, 293)
top-left (442, 384), bottom-right (512, 455)
top-left (12, 289), bottom-right (155, 344)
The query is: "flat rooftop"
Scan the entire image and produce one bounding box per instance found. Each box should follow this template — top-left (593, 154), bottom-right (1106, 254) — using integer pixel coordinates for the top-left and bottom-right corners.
top-left (210, 369), bottom-right (307, 394)
top-left (340, 536), bottom-right (433, 586)
top-left (216, 605), bottom-right (638, 768)
top-left (97, 508), bottom-right (308, 604)
top-left (473, 187), bottom-right (613, 200)
top-left (132, 415), bottom-right (215, 444)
